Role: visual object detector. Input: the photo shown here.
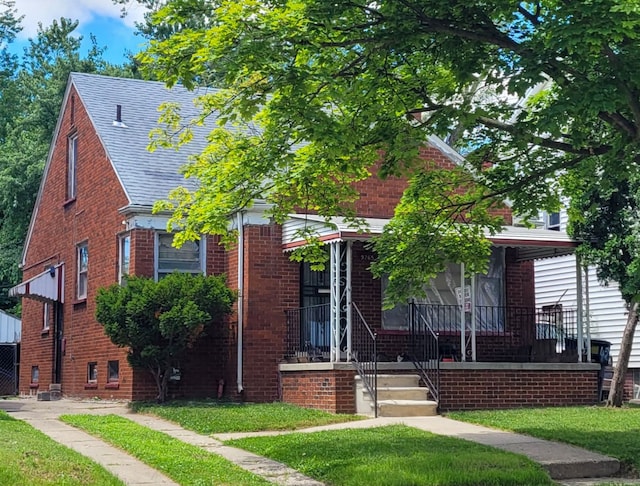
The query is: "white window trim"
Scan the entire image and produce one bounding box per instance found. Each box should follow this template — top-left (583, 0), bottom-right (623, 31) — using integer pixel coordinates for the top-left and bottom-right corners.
top-left (154, 232), bottom-right (206, 281)
top-left (119, 234), bottom-right (131, 285)
top-left (43, 302), bottom-right (50, 331)
top-left (77, 242), bottom-right (88, 300)
top-left (67, 134), bottom-right (78, 200)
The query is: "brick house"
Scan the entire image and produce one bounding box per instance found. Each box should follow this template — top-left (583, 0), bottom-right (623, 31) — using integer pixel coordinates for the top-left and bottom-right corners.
top-left (11, 73), bottom-right (603, 412)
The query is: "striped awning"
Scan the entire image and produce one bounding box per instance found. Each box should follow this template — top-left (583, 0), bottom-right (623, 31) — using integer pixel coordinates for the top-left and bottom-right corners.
top-left (10, 263), bottom-right (64, 303)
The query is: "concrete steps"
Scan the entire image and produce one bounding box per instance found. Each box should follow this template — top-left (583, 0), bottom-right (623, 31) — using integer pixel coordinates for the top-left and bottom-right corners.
top-left (355, 374), bottom-right (438, 417)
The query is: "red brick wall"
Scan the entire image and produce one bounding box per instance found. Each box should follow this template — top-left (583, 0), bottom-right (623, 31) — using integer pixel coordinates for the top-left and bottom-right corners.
top-left (280, 369), bottom-right (357, 413)
top-left (439, 368), bottom-right (599, 411)
top-left (19, 86), bottom-right (135, 400)
top-left (234, 224), bottom-right (300, 402)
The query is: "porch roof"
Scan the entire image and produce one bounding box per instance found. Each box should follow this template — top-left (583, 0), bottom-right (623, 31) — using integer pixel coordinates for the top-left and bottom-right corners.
top-left (282, 214), bottom-right (578, 261)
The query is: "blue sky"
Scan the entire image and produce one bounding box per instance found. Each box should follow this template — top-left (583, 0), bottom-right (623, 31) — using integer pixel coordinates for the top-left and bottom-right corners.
top-left (11, 0), bottom-right (148, 64)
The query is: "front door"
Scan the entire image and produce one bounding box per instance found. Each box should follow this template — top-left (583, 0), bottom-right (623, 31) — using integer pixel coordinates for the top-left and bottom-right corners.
top-left (301, 261), bottom-right (330, 352)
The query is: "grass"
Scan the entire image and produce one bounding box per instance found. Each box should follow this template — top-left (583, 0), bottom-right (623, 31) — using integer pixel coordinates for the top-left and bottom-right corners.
top-left (227, 424), bottom-right (555, 486)
top-left (0, 410), bottom-right (123, 486)
top-left (130, 399), bottom-right (363, 433)
top-left (61, 414), bottom-right (270, 486)
top-left (448, 406), bottom-right (640, 475)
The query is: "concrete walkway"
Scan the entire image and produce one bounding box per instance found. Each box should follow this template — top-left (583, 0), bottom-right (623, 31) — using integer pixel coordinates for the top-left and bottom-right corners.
top-left (1, 397), bottom-right (638, 485)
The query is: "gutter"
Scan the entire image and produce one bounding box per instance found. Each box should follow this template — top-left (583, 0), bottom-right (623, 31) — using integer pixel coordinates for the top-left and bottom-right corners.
top-left (237, 211), bottom-right (244, 393)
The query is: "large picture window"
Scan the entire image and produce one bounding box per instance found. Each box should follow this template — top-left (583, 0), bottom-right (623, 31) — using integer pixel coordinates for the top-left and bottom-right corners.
top-left (156, 233), bottom-right (203, 280)
top-left (77, 242), bottom-right (88, 300)
top-left (382, 248), bottom-right (505, 331)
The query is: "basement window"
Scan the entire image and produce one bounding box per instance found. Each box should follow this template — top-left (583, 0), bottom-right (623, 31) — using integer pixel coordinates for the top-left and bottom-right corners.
top-left (107, 360), bottom-right (119, 383)
top-left (87, 362), bottom-right (98, 383)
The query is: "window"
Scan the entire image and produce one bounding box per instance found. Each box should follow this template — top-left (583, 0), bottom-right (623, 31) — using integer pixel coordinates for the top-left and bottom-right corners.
top-left (634, 370), bottom-right (640, 400)
top-left (156, 233), bottom-right (203, 280)
top-left (546, 212), bottom-right (561, 231)
top-left (382, 248), bottom-right (505, 332)
top-left (43, 302), bottom-right (50, 331)
top-left (87, 362), bottom-right (98, 383)
top-left (31, 366), bottom-right (39, 384)
top-left (77, 243), bottom-right (88, 300)
top-left (67, 135), bottom-right (78, 200)
top-left (119, 234), bottom-right (130, 284)
top-left (107, 360), bottom-right (119, 383)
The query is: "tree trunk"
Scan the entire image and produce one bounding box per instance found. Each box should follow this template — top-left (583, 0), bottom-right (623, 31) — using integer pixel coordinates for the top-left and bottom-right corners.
top-left (607, 301), bottom-right (639, 407)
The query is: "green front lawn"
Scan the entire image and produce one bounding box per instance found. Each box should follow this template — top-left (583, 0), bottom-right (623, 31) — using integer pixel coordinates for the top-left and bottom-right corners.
top-left (448, 406), bottom-right (640, 474)
top-left (130, 399), bottom-right (362, 433)
top-left (227, 424), bottom-right (555, 486)
top-left (0, 410), bottom-right (123, 485)
top-left (61, 414), bottom-right (270, 485)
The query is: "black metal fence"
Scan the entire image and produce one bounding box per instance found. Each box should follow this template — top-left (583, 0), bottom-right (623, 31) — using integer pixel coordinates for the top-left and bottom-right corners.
top-left (285, 304), bottom-right (331, 360)
top-left (409, 305), bottom-right (439, 401)
top-left (410, 303), bottom-right (578, 362)
top-left (0, 344), bottom-right (18, 396)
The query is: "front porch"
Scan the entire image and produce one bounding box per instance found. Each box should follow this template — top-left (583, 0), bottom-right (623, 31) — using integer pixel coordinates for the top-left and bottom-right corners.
top-left (279, 216), bottom-right (602, 415)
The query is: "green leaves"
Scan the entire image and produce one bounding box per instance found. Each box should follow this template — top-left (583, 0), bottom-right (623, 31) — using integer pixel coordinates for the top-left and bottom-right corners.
top-left (139, 0), bottom-right (640, 304)
top-left (95, 272), bottom-right (235, 400)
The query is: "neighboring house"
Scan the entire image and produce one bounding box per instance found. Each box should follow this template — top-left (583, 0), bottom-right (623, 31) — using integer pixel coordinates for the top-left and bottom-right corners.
top-left (0, 310), bottom-right (21, 396)
top-left (535, 211), bottom-right (640, 400)
top-left (11, 73), bottom-right (604, 412)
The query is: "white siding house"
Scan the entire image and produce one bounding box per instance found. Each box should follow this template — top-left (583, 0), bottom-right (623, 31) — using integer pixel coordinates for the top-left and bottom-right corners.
top-left (534, 211), bottom-right (640, 398)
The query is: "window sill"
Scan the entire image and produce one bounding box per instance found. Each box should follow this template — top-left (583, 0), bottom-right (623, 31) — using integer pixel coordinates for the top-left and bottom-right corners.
top-left (41, 329), bottom-right (50, 336)
top-left (29, 383), bottom-right (39, 389)
top-left (105, 382), bottom-right (120, 390)
top-left (84, 383), bottom-right (98, 390)
top-left (73, 298), bottom-right (87, 307)
top-left (63, 197), bottom-right (76, 207)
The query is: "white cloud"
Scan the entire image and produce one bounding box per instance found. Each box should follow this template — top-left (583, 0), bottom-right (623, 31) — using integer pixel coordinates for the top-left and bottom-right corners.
top-left (13, 0), bottom-right (147, 38)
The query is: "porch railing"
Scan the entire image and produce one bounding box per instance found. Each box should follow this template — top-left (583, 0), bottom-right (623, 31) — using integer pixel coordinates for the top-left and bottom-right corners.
top-left (351, 303), bottom-right (378, 418)
top-left (285, 304), bottom-right (331, 360)
top-left (409, 303), bottom-right (578, 362)
top-left (284, 303), bottom-right (378, 416)
top-left (409, 305), bottom-right (439, 402)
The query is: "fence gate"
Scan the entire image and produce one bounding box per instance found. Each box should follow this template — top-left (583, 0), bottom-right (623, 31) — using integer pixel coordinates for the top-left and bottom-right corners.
top-left (0, 344), bottom-right (18, 396)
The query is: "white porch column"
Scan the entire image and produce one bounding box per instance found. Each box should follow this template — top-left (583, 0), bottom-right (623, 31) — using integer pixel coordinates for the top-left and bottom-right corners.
top-left (585, 265), bottom-right (592, 363)
top-left (346, 241), bottom-right (353, 361)
top-left (460, 263), bottom-right (466, 362)
top-left (330, 242), bottom-right (341, 362)
top-left (576, 256), bottom-right (584, 363)
top-left (471, 273), bottom-right (477, 362)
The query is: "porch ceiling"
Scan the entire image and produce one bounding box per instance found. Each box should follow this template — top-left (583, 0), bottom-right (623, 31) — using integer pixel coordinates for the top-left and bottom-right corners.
top-left (282, 214), bottom-right (577, 261)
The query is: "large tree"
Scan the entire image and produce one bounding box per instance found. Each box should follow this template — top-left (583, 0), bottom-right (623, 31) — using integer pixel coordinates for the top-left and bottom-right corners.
top-left (135, 0), bottom-right (640, 405)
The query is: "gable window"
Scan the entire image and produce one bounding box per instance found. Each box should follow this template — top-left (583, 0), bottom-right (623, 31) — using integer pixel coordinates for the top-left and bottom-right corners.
top-left (77, 243), bottom-right (88, 300)
top-left (119, 234), bottom-right (130, 284)
top-left (156, 233), bottom-right (204, 280)
top-left (42, 302), bottom-right (50, 332)
top-left (67, 135), bottom-right (78, 200)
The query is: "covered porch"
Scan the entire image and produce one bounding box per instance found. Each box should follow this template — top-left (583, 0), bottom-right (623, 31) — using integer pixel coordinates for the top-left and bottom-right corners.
top-left (279, 215), bottom-right (602, 414)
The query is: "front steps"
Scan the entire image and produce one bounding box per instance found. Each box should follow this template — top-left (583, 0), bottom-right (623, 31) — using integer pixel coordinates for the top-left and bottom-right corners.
top-left (355, 374), bottom-right (438, 417)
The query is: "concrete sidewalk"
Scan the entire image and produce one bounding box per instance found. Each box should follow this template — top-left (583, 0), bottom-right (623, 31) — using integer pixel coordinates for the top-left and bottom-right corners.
top-left (1, 397), bottom-right (639, 486)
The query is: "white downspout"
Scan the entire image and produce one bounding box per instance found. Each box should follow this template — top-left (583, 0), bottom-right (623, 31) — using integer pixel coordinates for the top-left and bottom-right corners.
top-left (237, 211), bottom-right (244, 393)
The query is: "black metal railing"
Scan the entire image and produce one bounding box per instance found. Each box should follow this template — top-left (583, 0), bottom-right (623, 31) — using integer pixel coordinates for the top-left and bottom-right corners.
top-left (409, 305), bottom-right (439, 402)
top-left (351, 303), bottom-right (378, 417)
top-left (285, 304), bottom-right (331, 361)
top-left (409, 303), bottom-right (578, 362)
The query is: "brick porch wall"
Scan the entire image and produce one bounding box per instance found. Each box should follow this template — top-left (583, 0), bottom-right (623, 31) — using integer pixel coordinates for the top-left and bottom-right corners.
top-left (438, 365), bottom-right (600, 411)
top-left (280, 367), bottom-right (357, 414)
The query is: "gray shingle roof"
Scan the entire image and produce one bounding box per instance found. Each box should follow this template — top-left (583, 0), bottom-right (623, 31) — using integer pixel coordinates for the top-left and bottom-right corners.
top-left (70, 72), bottom-right (216, 208)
